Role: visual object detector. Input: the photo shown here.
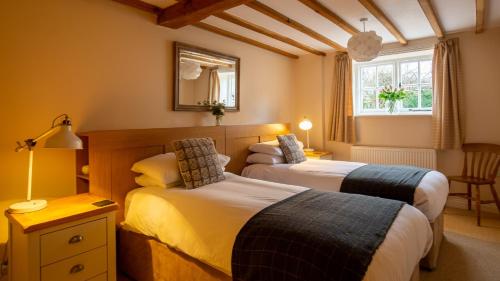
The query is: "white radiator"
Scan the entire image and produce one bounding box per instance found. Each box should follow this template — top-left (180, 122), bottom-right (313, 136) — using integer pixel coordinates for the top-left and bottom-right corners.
top-left (351, 146), bottom-right (437, 169)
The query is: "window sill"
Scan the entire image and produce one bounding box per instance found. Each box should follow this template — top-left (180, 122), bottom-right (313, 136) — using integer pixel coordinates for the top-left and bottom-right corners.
top-left (355, 112), bottom-right (432, 117)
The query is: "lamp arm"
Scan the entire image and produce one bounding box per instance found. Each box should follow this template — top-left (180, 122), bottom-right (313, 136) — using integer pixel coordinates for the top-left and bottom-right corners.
top-left (15, 114), bottom-right (71, 152)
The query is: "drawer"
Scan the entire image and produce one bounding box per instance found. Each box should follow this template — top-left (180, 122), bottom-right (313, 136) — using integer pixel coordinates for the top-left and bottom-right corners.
top-left (41, 246), bottom-right (107, 281)
top-left (41, 218), bottom-right (107, 266)
top-left (88, 273), bottom-right (107, 281)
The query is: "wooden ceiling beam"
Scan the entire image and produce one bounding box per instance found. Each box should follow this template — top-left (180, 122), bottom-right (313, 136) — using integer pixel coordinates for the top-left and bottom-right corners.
top-left (246, 1), bottom-right (345, 50)
top-left (297, 0), bottom-right (359, 35)
top-left (215, 12), bottom-right (325, 56)
top-left (112, 0), bottom-right (162, 15)
top-left (417, 0), bottom-right (444, 38)
top-left (475, 0), bottom-right (486, 33)
top-left (192, 22), bottom-right (299, 59)
top-left (157, 0), bottom-right (254, 28)
top-left (358, 0), bottom-right (407, 45)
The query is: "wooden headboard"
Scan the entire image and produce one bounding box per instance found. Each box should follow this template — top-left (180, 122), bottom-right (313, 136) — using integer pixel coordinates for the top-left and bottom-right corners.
top-left (83, 123), bottom-right (289, 222)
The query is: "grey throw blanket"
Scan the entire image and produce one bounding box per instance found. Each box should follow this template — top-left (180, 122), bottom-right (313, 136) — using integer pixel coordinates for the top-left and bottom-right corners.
top-left (340, 164), bottom-right (431, 205)
top-left (232, 189), bottom-right (404, 281)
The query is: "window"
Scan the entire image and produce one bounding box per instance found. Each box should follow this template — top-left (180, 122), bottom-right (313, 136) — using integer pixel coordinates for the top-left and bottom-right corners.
top-left (218, 71), bottom-right (236, 106)
top-left (354, 51), bottom-right (433, 115)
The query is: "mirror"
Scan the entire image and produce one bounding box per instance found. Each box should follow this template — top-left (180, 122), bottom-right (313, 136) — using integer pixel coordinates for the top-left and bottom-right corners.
top-left (174, 42), bottom-right (240, 111)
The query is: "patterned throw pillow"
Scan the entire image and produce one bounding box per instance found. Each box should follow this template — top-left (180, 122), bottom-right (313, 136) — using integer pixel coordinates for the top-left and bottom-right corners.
top-left (277, 134), bottom-right (307, 164)
top-left (172, 138), bottom-right (225, 189)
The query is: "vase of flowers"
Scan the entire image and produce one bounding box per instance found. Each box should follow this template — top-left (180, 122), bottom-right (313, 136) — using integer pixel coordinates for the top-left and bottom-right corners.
top-left (378, 86), bottom-right (406, 114)
top-left (198, 100), bottom-right (225, 126)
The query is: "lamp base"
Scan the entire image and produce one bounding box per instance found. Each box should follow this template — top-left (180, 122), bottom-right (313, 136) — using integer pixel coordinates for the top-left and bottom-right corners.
top-left (8, 200), bottom-right (47, 214)
top-left (303, 148), bottom-right (315, 152)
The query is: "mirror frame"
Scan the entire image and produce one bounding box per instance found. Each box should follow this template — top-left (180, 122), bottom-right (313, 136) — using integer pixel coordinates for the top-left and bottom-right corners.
top-left (174, 42), bottom-right (240, 112)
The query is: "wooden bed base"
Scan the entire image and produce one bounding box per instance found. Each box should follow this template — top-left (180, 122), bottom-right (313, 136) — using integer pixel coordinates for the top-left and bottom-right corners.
top-left (420, 211), bottom-right (444, 270)
top-left (118, 227), bottom-right (421, 281)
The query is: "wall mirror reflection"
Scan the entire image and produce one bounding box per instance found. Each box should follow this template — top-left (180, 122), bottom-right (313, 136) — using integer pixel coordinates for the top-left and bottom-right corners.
top-left (174, 42), bottom-right (240, 111)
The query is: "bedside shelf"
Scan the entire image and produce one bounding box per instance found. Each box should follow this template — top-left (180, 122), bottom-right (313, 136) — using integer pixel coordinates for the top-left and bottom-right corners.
top-left (76, 174), bottom-right (89, 181)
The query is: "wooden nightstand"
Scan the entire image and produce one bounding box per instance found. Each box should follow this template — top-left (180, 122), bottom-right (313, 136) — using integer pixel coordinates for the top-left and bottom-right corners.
top-left (5, 194), bottom-right (118, 281)
top-left (304, 150), bottom-right (333, 160)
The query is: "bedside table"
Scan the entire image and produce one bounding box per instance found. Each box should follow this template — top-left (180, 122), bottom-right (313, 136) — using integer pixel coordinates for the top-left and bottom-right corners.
top-left (304, 150), bottom-right (333, 160)
top-left (5, 194), bottom-right (118, 281)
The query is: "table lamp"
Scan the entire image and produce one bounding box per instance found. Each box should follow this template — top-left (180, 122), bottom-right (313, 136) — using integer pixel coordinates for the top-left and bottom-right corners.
top-left (9, 114), bottom-right (83, 214)
top-left (299, 117), bottom-right (314, 152)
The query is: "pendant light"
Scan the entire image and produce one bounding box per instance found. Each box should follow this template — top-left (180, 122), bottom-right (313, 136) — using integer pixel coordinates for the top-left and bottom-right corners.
top-left (347, 18), bottom-right (383, 62)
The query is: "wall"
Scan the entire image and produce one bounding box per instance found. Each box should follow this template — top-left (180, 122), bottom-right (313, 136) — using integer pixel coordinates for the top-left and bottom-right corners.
top-left (0, 0), bottom-right (296, 243)
top-left (293, 27), bottom-right (500, 209)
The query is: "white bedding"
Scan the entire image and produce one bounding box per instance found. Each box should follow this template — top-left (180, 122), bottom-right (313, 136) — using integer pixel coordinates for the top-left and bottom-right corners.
top-left (242, 159), bottom-right (449, 222)
top-left (124, 173), bottom-right (432, 281)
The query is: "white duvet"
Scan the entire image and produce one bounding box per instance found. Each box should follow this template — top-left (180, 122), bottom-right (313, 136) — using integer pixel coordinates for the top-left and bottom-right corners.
top-left (124, 173), bottom-right (432, 281)
top-left (242, 159), bottom-right (449, 222)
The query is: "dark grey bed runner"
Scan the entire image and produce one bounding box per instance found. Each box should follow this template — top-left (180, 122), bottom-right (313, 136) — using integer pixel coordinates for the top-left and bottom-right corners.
top-left (340, 164), bottom-right (431, 205)
top-left (231, 189), bottom-right (404, 281)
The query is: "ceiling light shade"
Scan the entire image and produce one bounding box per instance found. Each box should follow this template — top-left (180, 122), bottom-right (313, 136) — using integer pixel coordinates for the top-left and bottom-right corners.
top-left (180, 61), bottom-right (202, 80)
top-left (347, 19), bottom-right (382, 62)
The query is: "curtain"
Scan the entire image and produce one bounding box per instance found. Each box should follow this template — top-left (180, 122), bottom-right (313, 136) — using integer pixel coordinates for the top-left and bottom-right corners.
top-left (330, 52), bottom-right (355, 143)
top-left (208, 68), bottom-right (220, 103)
top-left (432, 38), bottom-right (463, 150)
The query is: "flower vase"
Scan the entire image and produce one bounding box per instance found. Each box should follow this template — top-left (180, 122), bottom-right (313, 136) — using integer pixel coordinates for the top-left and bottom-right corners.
top-left (215, 115), bottom-right (222, 126)
top-left (385, 100), bottom-right (401, 114)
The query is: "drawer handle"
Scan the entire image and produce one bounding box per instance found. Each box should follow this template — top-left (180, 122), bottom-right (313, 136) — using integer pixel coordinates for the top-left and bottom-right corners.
top-left (68, 235), bottom-right (84, 244)
top-left (70, 264), bottom-right (85, 274)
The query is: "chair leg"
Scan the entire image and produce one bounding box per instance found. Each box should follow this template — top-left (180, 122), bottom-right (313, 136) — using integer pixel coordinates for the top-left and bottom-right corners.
top-left (476, 185), bottom-right (481, 226)
top-left (467, 183), bottom-right (472, 210)
top-left (490, 184), bottom-right (500, 213)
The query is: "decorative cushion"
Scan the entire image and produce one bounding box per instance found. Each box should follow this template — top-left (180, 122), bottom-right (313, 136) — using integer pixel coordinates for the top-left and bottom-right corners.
top-left (172, 138), bottom-right (225, 189)
top-left (277, 134), bottom-right (307, 164)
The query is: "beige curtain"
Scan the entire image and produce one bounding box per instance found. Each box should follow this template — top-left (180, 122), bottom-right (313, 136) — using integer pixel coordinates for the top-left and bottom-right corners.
top-left (208, 69), bottom-right (220, 103)
top-left (330, 52), bottom-right (355, 143)
top-left (432, 38), bottom-right (464, 150)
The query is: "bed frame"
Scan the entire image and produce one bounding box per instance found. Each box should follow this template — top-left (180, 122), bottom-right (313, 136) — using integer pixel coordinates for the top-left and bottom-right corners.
top-left (83, 123), bottom-right (424, 280)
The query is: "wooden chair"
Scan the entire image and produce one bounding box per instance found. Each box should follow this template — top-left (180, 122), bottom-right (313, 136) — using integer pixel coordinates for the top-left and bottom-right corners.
top-left (448, 143), bottom-right (500, 226)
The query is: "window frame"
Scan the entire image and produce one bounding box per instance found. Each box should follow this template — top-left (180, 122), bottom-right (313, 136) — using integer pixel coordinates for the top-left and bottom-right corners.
top-left (354, 53), bottom-right (434, 116)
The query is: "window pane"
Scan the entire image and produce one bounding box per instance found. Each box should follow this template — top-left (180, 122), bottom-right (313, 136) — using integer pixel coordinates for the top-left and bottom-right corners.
top-left (402, 85), bottom-right (418, 108)
top-left (361, 67), bottom-right (376, 87)
top-left (421, 85), bottom-right (433, 108)
top-left (420, 60), bottom-right (432, 84)
top-left (401, 62), bottom-right (418, 85)
top-left (362, 89), bottom-right (376, 110)
top-left (377, 64), bottom-right (393, 87)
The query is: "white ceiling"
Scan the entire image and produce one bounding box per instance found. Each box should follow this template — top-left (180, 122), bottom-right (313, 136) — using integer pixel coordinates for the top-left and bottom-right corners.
top-left (142, 0), bottom-right (500, 56)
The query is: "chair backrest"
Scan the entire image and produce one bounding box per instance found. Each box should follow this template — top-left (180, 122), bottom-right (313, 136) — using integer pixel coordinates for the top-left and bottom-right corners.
top-left (462, 143), bottom-right (500, 180)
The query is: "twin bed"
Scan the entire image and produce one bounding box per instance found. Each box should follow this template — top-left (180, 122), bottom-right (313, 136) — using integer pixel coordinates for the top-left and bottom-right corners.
top-left (82, 124), bottom-right (445, 281)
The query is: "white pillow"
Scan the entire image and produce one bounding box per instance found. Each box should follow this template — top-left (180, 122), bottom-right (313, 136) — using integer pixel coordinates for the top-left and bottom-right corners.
top-left (135, 174), bottom-right (183, 188)
top-left (131, 152), bottom-right (231, 186)
top-left (131, 152), bottom-right (181, 186)
top-left (248, 139), bottom-right (304, 156)
top-left (247, 153), bottom-right (285, 164)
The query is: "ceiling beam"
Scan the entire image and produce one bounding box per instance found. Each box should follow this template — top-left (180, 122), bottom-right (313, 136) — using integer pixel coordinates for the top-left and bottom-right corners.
top-left (214, 12), bottom-right (325, 56)
top-left (112, 0), bottom-right (162, 15)
top-left (476, 0), bottom-right (486, 33)
top-left (297, 0), bottom-right (359, 35)
top-left (417, 0), bottom-right (444, 38)
top-left (192, 22), bottom-right (299, 59)
top-left (157, 0), bottom-right (254, 28)
top-left (358, 0), bottom-right (407, 45)
top-left (246, 1), bottom-right (345, 50)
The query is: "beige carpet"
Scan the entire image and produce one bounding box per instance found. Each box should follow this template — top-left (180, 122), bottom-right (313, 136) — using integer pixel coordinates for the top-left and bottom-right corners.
top-left (421, 208), bottom-right (500, 281)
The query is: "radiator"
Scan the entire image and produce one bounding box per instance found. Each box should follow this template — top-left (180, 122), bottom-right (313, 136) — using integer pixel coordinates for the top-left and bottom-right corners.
top-left (351, 146), bottom-right (437, 170)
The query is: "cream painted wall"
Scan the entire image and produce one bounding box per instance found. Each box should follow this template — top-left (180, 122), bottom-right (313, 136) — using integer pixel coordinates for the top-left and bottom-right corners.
top-left (0, 0), bottom-right (296, 242)
top-left (293, 27), bottom-right (500, 210)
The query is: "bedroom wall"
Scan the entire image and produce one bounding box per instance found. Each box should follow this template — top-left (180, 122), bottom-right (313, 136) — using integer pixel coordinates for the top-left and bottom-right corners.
top-left (0, 0), bottom-right (296, 243)
top-left (293, 27), bottom-right (500, 210)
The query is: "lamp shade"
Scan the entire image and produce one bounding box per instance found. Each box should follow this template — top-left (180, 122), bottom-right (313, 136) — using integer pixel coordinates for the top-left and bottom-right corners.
top-left (299, 119), bottom-right (313, 131)
top-left (347, 30), bottom-right (382, 62)
top-left (180, 61), bottom-right (202, 80)
top-left (44, 124), bottom-right (83, 149)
